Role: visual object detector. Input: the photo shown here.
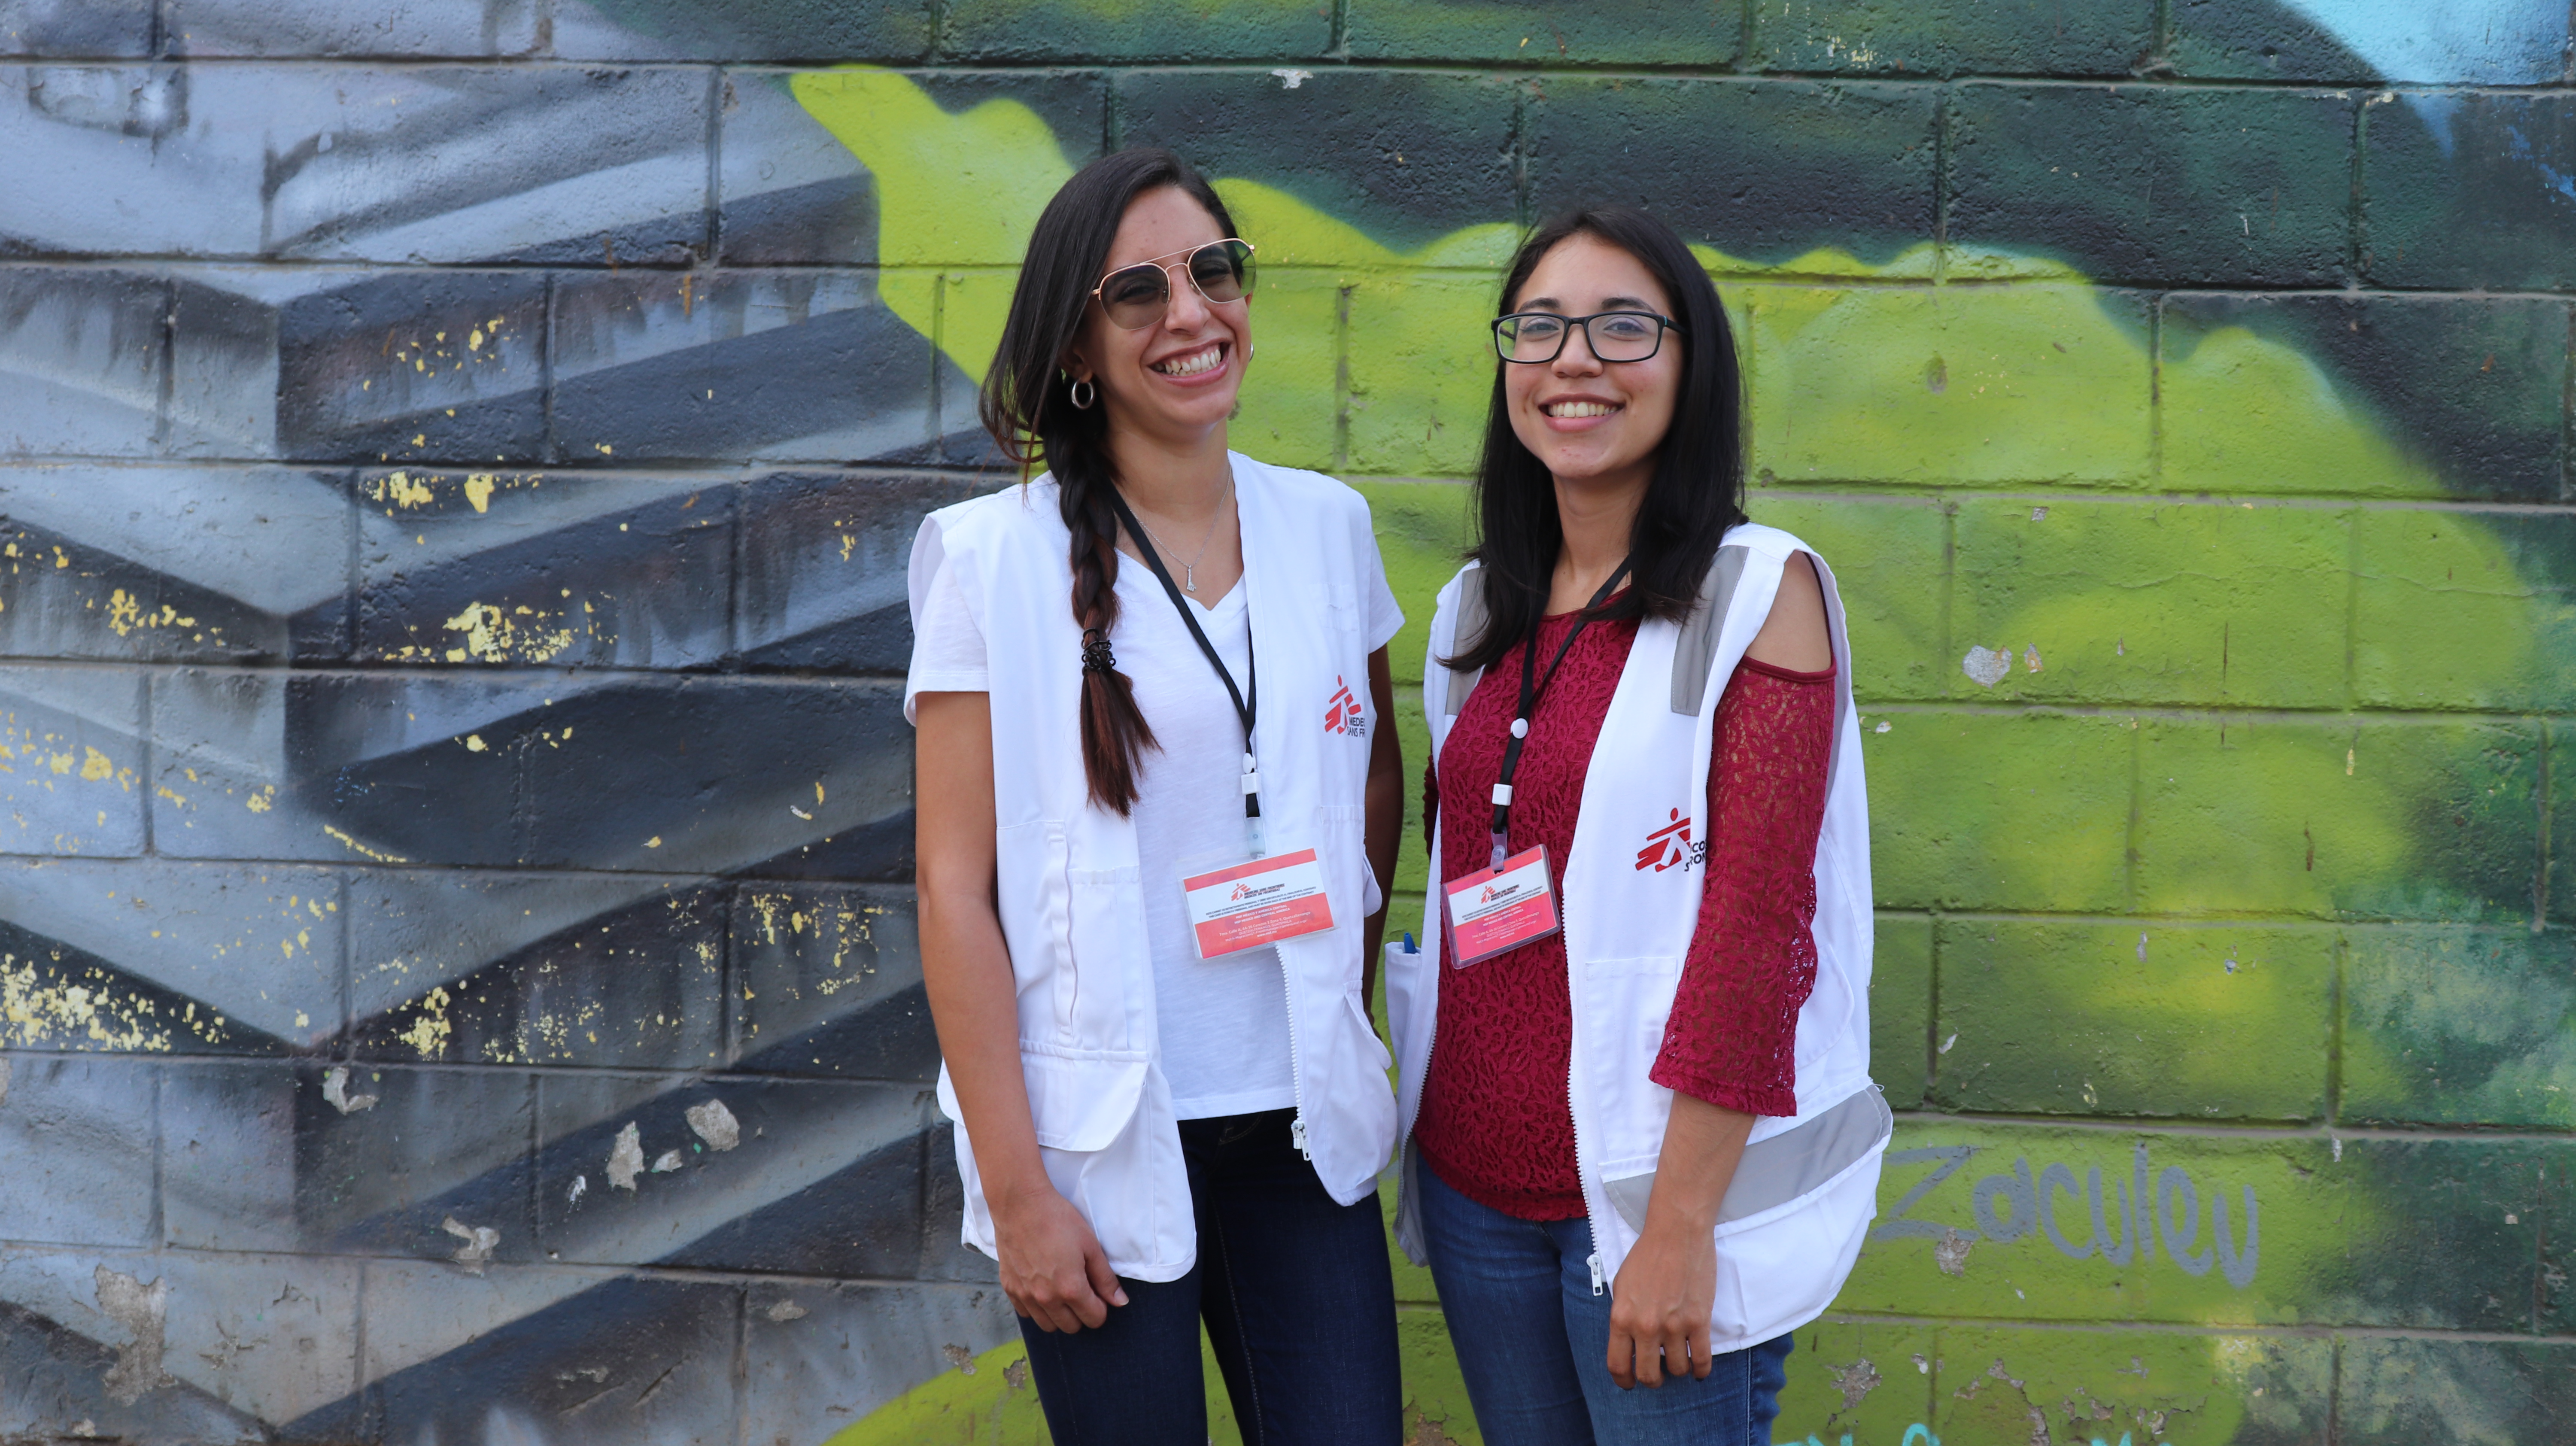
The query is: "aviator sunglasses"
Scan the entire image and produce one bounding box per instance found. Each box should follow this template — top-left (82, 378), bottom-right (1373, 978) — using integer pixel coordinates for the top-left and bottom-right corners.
top-left (1091, 239), bottom-right (1259, 330)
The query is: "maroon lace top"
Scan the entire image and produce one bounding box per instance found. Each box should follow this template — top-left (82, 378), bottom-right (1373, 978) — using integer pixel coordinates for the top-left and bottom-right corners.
top-left (1414, 607), bottom-right (1836, 1222)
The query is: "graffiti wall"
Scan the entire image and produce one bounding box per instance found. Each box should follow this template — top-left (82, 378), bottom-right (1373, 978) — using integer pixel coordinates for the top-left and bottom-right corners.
top-left (3, 1), bottom-right (2573, 1441)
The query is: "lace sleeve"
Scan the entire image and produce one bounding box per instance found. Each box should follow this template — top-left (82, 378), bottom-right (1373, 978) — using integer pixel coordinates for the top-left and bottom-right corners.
top-left (1647, 658), bottom-right (1838, 1117)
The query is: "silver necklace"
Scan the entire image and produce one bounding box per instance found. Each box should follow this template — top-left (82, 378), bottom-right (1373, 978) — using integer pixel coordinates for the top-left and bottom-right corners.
top-left (1124, 479), bottom-right (1233, 592)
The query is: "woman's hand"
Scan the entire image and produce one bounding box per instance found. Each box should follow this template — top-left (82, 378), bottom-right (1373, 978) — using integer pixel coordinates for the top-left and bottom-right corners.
top-left (917, 691), bottom-right (1126, 1333)
top-left (1607, 1217), bottom-right (1718, 1387)
top-left (1604, 1092), bottom-right (1756, 1387)
top-left (991, 1174), bottom-right (1130, 1333)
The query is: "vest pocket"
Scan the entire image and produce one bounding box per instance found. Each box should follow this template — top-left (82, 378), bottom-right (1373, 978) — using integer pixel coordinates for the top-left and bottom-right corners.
top-left (993, 819), bottom-right (1073, 1027)
top-left (1312, 803), bottom-right (1375, 918)
top-left (1018, 1047), bottom-right (1152, 1152)
top-left (1344, 990), bottom-right (1394, 1074)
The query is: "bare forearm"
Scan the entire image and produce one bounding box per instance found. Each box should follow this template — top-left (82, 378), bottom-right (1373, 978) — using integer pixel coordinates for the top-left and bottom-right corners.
top-left (921, 892), bottom-right (1047, 1198)
top-left (1360, 647), bottom-right (1403, 1010)
top-left (1643, 1092), bottom-right (1756, 1234)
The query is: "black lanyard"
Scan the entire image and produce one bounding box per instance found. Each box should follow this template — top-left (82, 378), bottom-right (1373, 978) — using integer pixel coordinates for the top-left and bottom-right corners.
top-left (1487, 559), bottom-right (1631, 868)
top-left (1101, 484), bottom-right (1262, 830)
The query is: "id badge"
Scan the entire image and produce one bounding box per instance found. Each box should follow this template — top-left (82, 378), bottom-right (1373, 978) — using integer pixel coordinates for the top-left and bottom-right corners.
top-left (1181, 848), bottom-right (1338, 959)
top-left (1442, 845), bottom-right (1561, 969)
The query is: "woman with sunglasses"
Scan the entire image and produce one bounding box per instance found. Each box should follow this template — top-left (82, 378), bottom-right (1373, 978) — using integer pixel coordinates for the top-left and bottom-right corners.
top-left (1385, 206), bottom-right (1888, 1445)
top-left (908, 148), bottom-right (1406, 1444)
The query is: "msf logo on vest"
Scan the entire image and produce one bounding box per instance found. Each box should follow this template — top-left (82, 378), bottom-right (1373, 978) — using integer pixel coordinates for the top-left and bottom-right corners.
top-left (1635, 808), bottom-right (1704, 872)
top-left (1322, 676), bottom-right (1367, 738)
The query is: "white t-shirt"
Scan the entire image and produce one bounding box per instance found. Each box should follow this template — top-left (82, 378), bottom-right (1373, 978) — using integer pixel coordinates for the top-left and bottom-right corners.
top-left (909, 539), bottom-right (1403, 1120)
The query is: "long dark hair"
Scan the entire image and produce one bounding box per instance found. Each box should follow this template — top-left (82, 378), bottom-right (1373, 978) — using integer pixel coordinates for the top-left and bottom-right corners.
top-left (1446, 206), bottom-right (1748, 672)
top-left (979, 147), bottom-right (1242, 814)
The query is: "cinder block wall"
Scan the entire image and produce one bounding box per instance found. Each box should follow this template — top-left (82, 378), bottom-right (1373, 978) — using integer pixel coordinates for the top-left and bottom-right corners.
top-left (3, 3), bottom-right (2573, 1443)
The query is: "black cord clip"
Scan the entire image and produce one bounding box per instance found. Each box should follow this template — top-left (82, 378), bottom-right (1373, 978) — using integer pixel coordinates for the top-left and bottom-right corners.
top-left (1080, 627), bottom-right (1118, 674)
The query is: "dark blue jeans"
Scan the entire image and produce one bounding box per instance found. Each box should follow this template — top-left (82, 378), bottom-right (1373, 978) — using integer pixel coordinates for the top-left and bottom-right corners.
top-left (1417, 1155), bottom-right (1792, 1446)
top-left (1015, 1108), bottom-right (1403, 1446)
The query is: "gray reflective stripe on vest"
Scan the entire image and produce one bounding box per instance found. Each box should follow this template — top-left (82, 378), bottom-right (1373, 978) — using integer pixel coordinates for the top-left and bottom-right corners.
top-left (1447, 548), bottom-right (1751, 719)
top-left (1443, 567), bottom-right (1491, 718)
top-left (1601, 1084), bottom-right (1893, 1233)
top-left (1668, 544), bottom-right (1750, 715)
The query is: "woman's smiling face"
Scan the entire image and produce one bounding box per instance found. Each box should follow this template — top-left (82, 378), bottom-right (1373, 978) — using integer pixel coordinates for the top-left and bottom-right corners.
top-left (1065, 185), bottom-right (1250, 444)
top-left (1501, 232), bottom-right (1681, 492)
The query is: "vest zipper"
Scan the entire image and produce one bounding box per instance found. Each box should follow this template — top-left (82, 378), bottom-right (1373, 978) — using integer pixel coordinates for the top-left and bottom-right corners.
top-left (1561, 851), bottom-right (1606, 1295)
top-left (1280, 951), bottom-right (1309, 1160)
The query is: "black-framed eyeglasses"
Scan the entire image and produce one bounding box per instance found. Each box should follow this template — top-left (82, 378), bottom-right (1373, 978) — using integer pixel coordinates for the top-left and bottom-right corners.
top-left (1091, 239), bottom-right (1258, 330)
top-left (1492, 310), bottom-right (1680, 364)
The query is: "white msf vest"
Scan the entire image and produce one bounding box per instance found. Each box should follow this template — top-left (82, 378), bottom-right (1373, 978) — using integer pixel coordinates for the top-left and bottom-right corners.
top-left (1388, 523), bottom-right (1889, 1351)
top-left (914, 453), bottom-right (1399, 1282)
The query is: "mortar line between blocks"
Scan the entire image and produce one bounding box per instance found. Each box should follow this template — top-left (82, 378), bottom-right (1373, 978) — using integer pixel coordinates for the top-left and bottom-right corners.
top-left (2147, 294), bottom-right (2165, 486)
top-left (729, 1277), bottom-right (752, 1446)
top-left (2344, 88), bottom-right (2368, 287)
top-left (2535, 723), bottom-right (2553, 934)
top-left (2326, 1331), bottom-right (2342, 1445)
top-left (702, 66), bottom-right (723, 264)
top-left (2123, 707), bottom-right (2144, 916)
top-left (2561, 302), bottom-right (2575, 504)
top-left (2342, 504), bottom-right (2361, 712)
top-left (2325, 928), bottom-right (2345, 1128)
top-left (1924, 907), bottom-right (1943, 1105)
top-left (337, 870), bottom-right (355, 1051)
top-left (137, 670), bottom-right (155, 858)
top-left (1824, 1312), bottom-right (2576, 1345)
top-left (353, 1256), bottom-right (371, 1410)
top-left (148, 1059), bottom-right (166, 1252)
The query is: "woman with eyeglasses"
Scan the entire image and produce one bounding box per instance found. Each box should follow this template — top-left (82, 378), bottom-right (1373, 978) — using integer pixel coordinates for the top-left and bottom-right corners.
top-left (1383, 206), bottom-right (1888, 1445)
top-left (907, 148), bottom-right (1406, 1443)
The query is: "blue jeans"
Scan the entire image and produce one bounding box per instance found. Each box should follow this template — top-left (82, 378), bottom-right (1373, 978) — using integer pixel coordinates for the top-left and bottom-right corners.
top-left (1417, 1155), bottom-right (1792, 1446)
top-left (1015, 1108), bottom-right (1402, 1446)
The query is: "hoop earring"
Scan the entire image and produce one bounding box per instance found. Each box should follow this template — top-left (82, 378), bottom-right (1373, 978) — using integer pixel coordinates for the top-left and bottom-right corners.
top-left (1069, 377), bottom-right (1097, 410)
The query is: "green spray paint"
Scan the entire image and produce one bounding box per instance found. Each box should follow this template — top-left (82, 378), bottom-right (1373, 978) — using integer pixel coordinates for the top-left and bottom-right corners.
top-left (791, 66), bottom-right (2564, 1446)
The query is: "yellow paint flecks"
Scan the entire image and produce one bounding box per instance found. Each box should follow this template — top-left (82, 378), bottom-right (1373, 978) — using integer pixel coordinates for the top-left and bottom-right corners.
top-left (465, 734), bottom-right (489, 753)
top-left (645, 836), bottom-right (663, 848)
top-left (246, 785), bottom-right (276, 813)
top-left (103, 590), bottom-right (199, 638)
top-left (442, 601), bottom-right (575, 664)
top-left (2, 950), bottom-right (229, 1051)
top-left (378, 472), bottom-right (436, 509)
top-left (322, 824), bottom-right (409, 863)
top-left (77, 748), bottom-right (111, 781)
top-left (395, 986), bottom-right (453, 1058)
top-left (463, 473), bottom-right (496, 513)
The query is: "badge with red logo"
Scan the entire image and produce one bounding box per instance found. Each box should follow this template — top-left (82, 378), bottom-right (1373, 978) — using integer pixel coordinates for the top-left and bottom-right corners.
top-left (1443, 845), bottom-right (1560, 969)
top-left (1634, 808), bottom-right (1703, 873)
top-left (1321, 675), bottom-right (1367, 737)
top-left (1180, 848), bottom-right (1337, 958)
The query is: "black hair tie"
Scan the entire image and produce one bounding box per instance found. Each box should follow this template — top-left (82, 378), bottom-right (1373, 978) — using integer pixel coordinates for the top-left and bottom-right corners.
top-left (1080, 628), bottom-right (1118, 674)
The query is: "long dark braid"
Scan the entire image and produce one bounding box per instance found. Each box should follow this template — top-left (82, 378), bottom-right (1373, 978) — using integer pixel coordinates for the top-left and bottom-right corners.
top-left (978, 148), bottom-right (1239, 814)
top-left (1056, 438), bottom-right (1156, 812)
